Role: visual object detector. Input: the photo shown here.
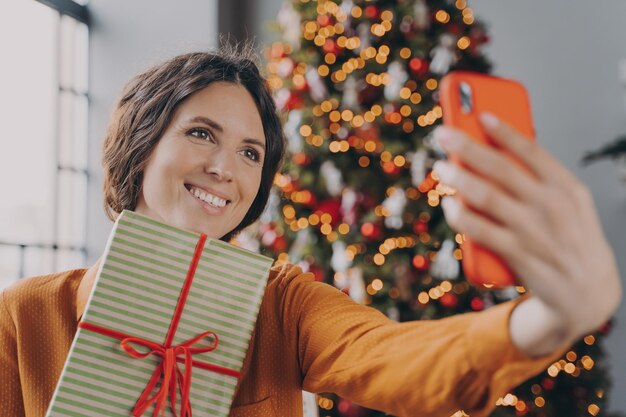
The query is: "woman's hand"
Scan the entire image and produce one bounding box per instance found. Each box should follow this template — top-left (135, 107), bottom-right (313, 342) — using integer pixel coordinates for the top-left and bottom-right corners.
top-left (432, 113), bottom-right (622, 357)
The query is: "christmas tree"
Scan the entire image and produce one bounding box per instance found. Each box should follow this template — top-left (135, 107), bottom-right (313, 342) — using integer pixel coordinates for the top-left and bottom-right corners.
top-left (252, 0), bottom-right (622, 415)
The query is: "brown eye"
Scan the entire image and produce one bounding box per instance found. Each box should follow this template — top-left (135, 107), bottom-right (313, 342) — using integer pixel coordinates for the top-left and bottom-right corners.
top-left (188, 128), bottom-right (214, 142)
top-left (241, 148), bottom-right (261, 162)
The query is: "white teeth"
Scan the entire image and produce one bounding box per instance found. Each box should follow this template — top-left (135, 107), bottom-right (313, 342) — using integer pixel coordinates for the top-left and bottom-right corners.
top-left (189, 187), bottom-right (227, 208)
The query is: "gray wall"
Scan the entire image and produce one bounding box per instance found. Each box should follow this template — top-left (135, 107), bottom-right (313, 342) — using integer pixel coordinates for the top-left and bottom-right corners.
top-left (86, 0), bottom-right (218, 261)
top-left (254, 0), bottom-right (626, 411)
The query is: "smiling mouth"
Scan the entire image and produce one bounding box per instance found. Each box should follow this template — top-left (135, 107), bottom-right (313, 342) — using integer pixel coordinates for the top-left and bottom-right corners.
top-left (185, 184), bottom-right (230, 208)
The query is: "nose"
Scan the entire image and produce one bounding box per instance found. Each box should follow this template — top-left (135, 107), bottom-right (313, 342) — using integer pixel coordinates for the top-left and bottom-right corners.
top-left (204, 149), bottom-right (234, 182)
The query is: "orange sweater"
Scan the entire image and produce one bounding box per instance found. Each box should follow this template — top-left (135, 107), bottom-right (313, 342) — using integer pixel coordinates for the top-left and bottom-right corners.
top-left (0, 263), bottom-right (565, 417)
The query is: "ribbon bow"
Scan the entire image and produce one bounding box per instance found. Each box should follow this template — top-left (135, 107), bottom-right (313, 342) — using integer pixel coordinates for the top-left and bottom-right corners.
top-left (120, 331), bottom-right (219, 417)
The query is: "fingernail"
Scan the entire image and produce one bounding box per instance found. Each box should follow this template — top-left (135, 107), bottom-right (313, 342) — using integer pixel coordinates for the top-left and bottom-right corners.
top-left (480, 112), bottom-right (500, 129)
top-left (433, 161), bottom-right (452, 181)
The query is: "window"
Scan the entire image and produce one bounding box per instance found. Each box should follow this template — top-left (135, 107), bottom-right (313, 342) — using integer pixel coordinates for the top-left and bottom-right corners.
top-left (0, 0), bottom-right (89, 289)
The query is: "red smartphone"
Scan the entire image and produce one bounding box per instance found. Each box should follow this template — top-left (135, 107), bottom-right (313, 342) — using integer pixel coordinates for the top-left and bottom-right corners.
top-left (439, 71), bottom-right (535, 288)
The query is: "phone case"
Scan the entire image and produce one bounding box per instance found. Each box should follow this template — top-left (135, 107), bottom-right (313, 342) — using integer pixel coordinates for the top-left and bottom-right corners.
top-left (439, 71), bottom-right (535, 288)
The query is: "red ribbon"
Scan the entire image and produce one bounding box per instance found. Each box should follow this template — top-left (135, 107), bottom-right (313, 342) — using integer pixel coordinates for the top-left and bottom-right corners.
top-left (78, 233), bottom-right (241, 417)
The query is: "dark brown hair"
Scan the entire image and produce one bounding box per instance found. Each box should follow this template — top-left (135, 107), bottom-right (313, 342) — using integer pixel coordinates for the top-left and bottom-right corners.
top-left (102, 48), bottom-right (286, 241)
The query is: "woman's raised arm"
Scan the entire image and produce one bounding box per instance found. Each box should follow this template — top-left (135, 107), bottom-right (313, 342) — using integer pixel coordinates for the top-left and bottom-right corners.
top-left (433, 113), bottom-right (623, 358)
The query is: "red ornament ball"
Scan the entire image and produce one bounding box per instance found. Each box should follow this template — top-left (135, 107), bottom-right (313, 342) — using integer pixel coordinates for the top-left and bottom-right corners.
top-left (412, 254), bottom-right (429, 270)
top-left (292, 152), bottom-right (311, 166)
top-left (285, 93), bottom-right (304, 110)
top-left (364, 5), bottom-right (380, 18)
top-left (273, 236), bottom-right (287, 252)
top-left (470, 296), bottom-right (485, 311)
top-left (361, 222), bottom-right (383, 240)
top-left (317, 13), bottom-right (333, 27)
top-left (413, 221), bottom-right (428, 234)
top-left (541, 377), bottom-right (555, 390)
top-left (308, 263), bottom-right (325, 282)
top-left (439, 293), bottom-right (459, 309)
top-left (316, 198), bottom-right (342, 227)
top-left (409, 58), bottom-right (429, 76)
top-left (323, 39), bottom-right (341, 55)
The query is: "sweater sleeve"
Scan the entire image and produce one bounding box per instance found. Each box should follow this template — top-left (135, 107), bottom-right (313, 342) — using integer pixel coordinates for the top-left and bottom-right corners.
top-left (0, 290), bottom-right (26, 417)
top-left (277, 267), bottom-right (568, 417)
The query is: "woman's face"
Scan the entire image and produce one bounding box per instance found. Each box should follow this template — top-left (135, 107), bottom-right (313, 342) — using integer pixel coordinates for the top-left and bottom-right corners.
top-left (135, 82), bottom-right (266, 239)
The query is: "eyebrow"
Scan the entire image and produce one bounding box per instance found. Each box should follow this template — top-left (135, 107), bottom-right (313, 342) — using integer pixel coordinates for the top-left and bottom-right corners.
top-left (187, 116), bottom-right (266, 150)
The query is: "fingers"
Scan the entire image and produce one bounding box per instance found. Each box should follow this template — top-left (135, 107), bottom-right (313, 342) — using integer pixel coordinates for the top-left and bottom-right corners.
top-left (440, 196), bottom-right (519, 263)
top-left (434, 126), bottom-right (539, 203)
top-left (478, 113), bottom-right (578, 187)
top-left (433, 160), bottom-right (528, 231)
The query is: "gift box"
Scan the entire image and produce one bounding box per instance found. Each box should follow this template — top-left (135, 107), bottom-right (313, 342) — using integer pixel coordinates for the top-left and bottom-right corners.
top-left (46, 210), bottom-right (274, 417)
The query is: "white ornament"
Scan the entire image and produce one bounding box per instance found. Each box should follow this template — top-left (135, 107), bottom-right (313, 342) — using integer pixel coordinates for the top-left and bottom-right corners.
top-left (289, 228), bottom-right (313, 263)
top-left (233, 228), bottom-right (261, 253)
top-left (386, 306), bottom-right (400, 322)
top-left (320, 160), bottom-right (344, 197)
top-left (347, 267), bottom-right (366, 304)
top-left (382, 187), bottom-right (407, 229)
top-left (384, 61), bottom-right (409, 101)
top-left (341, 76), bottom-right (360, 111)
top-left (284, 110), bottom-right (303, 154)
top-left (495, 286), bottom-right (522, 302)
top-left (260, 228), bottom-right (277, 247)
top-left (430, 34), bottom-right (457, 75)
top-left (331, 240), bottom-right (352, 273)
top-left (276, 58), bottom-right (295, 78)
top-left (413, 0), bottom-right (430, 30)
top-left (340, 188), bottom-right (358, 225)
top-left (430, 239), bottom-right (460, 280)
top-left (273, 88), bottom-right (291, 111)
top-left (277, 1), bottom-right (301, 49)
top-left (356, 23), bottom-right (372, 51)
top-left (409, 148), bottom-right (428, 187)
top-left (305, 67), bottom-right (328, 102)
top-left (260, 189), bottom-right (281, 224)
top-left (340, 0), bottom-right (354, 26)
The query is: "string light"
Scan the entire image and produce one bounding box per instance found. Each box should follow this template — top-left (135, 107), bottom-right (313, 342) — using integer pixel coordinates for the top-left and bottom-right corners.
top-left (402, 120), bottom-right (414, 133)
top-left (364, 111), bottom-right (376, 123)
top-left (534, 396), bottom-right (545, 407)
top-left (588, 404), bottom-right (600, 416)
top-left (435, 10), bottom-right (450, 23)
top-left (457, 36), bottom-right (471, 50)
top-left (417, 292), bottom-right (429, 304)
top-left (426, 78), bottom-right (438, 90)
top-left (320, 224), bottom-right (332, 235)
top-left (400, 47), bottom-right (411, 59)
top-left (462, 8), bottom-right (474, 24)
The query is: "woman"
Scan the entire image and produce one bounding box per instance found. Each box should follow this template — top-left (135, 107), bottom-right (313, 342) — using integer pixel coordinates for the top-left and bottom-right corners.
top-left (0, 50), bottom-right (622, 417)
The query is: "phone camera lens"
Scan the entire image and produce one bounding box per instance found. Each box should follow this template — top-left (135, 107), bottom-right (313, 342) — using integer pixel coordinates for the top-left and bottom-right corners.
top-left (459, 82), bottom-right (473, 114)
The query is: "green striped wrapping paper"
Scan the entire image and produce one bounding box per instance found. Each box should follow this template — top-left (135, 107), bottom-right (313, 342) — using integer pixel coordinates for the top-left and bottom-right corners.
top-left (45, 210), bottom-right (274, 417)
